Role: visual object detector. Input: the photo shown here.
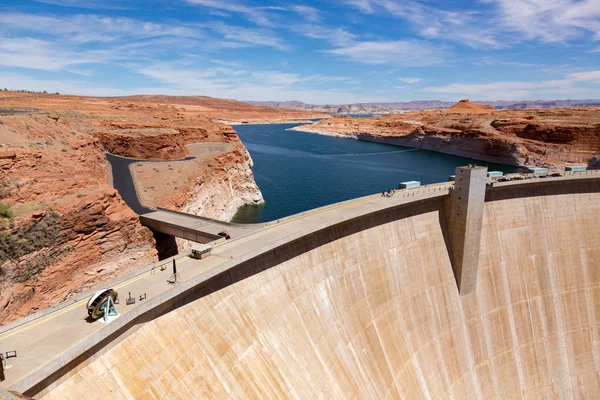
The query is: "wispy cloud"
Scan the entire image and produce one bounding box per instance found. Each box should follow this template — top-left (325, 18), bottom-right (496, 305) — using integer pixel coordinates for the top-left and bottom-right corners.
top-left (297, 25), bottom-right (356, 47)
top-left (422, 69), bottom-right (600, 99)
top-left (486, 0), bottom-right (600, 43)
top-left (290, 5), bottom-right (321, 22)
top-left (33, 0), bottom-right (136, 10)
top-left (344, 0), bottom-right (503, 48)
top-left (0, 37), bottom-right (114, 71)
top-left (345, 0), bottom-right (600, 48)
top-left (208, 22), bottom-right (290, 50)
top-left (398, 77), bottom-right (421, 84)
top-left (251, 71), bottom-right (303, 86)
top-left (185, 0), bottom-right (273, 26)
top-left (0, 12), bottom-right (202, 43)
top-left (326, 40), bottom-right (447, 66)
top-left (345, 0), bottom-right (374, 13)
top-left (0, 11), bottom-right (291, 77)
top-left (129, 62), bottom-right (375, 103)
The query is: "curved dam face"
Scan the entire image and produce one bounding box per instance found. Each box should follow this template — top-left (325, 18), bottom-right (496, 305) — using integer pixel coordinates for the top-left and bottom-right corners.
top-left (44, 180), bottom-right (600, 399)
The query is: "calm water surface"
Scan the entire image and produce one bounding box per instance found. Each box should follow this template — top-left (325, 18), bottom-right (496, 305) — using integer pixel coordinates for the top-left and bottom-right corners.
top-left (232, 123), bottom-right (522, 223)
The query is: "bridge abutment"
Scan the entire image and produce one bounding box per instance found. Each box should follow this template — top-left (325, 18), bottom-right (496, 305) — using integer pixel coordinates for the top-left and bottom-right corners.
top-left (450, 166), bottom-right (487, 295)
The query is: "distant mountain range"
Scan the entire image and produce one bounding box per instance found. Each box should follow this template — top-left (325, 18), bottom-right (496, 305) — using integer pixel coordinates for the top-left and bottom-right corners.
top-left (248, 99), bottom-right (600, 114)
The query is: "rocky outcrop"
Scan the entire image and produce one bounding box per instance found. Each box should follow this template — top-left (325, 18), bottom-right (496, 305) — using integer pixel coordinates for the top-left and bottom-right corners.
top-left (446, 99), bottom-right (495, 113)
top-left (0, 92), bottom-right (292, 323)
top-left (0, 190), bottom-right (156, 323)
top-left (180, 149), bottom-right (263, 222)
top-left (293, 102), bottom-right (600, 169)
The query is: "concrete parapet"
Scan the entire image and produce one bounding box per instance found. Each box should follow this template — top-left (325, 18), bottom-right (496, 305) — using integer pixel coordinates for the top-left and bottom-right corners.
top-left (450, 165), bottom-right (488, 294)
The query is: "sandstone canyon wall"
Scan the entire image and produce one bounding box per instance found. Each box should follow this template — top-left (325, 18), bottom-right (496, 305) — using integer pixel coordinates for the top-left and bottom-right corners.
top-left (0, 110), bottom-right (158, 324)
top-left (0, 92), bottom-right (295, 323)
top-left (294, 100), bottom-right (600, 170)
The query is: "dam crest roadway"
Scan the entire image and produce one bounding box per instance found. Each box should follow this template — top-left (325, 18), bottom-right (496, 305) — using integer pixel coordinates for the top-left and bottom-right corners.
top-left (0, 168), bottom-right (599, 399)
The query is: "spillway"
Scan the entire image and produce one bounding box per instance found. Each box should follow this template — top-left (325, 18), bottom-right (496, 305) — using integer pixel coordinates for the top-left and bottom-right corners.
top-left (38, 176), bottom-right (600, 399)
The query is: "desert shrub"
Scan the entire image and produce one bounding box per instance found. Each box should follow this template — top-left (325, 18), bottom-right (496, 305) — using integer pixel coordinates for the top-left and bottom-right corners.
top-left (0, 210), bottom-right (60, 263)
top-left (13, 246), bottom-right (74, 283)
top-left (0, 210), bottom-right (68, 282)
top-left (0, 202), bottom-right (13, 219)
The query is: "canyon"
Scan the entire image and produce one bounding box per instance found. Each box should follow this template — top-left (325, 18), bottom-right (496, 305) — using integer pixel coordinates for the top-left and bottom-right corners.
top-left (1, 93), bottom-right (598, 326)
top-left (0, 92), bottom-right (323, 324)
top-left (293, 100), bottom-right (600, 170)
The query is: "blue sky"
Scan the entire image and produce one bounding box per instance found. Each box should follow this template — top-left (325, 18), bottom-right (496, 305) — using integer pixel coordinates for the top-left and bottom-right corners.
top-left (0, 0), bottom-right (599, 104)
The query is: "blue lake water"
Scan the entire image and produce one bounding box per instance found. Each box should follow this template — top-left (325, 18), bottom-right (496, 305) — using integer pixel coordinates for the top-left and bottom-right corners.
top-left (232, 123), bottom-right (522, 223)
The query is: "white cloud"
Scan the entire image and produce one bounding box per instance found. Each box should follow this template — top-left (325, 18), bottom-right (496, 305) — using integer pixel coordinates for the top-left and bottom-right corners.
top-left (0, 11), bottom-right (290, 78)
top-left (252, 71), bottom-right (303, 86)
top-left (128, 63), bottom-right (372, 103)
top-left (298, 25), bottom-right (356, 47)
top-left (0, 12), bottom-right (202, 43)
top-left (326, 40), bottom-right (447, 66)
top-left (208, 23), bottom-right (289, 50)
top-left (0, 37), bottom-right (114, 71)
top-left (487, 0), bottom-right (600, 43)
top-left (344, 0), bottom-right (503, 48)
top-left (568, 70), bottom-right (600, 81)
top-left (422, 69), bottom-right (600, 99)
top-left (398, 77), bottom-right (421, 84)
top-left (33, 0), bottom-right (134, 9)
top-left (345, 0), bottom-right (600, 48)
top-left (268, 5), bottom-right (322, 22)
top-left (345, 0), bottom-right (374, 13)
top-left (185, 0), bottom-right (273, 26)
top-left (290, 5), bottom-right (321, 22)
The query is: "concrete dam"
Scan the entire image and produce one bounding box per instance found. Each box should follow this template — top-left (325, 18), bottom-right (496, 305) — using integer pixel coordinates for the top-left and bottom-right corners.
top-left (2, 169), bottom-right (599, 399)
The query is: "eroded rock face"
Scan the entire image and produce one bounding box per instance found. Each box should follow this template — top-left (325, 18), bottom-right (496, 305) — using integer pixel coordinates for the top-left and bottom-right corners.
top-left (293, 102), bottom-right (600, 169)
top-left (180, 149), bottom-right (264, 221)
top-left (0, 190), bottom-right (156, 323)
top-left (0, 92), bottom-right (292, 322)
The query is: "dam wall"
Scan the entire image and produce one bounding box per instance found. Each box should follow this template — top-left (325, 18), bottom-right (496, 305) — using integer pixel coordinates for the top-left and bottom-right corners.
top-left (41, 176), bottom-right (600, 399)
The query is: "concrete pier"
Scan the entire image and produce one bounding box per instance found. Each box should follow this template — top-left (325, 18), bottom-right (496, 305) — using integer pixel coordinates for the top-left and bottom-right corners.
top-left (450, 165), bottom-right (488, 294)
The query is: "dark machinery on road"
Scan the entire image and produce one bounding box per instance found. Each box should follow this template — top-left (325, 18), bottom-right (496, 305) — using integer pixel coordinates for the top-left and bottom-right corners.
top-left (218, 231), bottom-right (231, 240)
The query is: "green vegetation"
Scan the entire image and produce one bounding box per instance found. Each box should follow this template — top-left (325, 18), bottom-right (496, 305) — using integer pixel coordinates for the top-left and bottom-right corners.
top-left (0, 181), bottom-right (10, 199)
top-left (0, 201), bottom-right (13, 219)
top-left (0, 210), bottom-right (69, 282)
top-left (13, 247), bottom-right (73, 283)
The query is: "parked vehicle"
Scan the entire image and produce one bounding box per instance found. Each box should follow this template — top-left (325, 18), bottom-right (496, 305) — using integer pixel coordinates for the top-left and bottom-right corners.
top-left (218, 231), bottom-right (231, 240)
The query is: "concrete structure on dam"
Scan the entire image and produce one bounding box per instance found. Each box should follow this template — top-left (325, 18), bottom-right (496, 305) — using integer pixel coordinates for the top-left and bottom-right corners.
top-left (1, 169), bottom-right (599, 399)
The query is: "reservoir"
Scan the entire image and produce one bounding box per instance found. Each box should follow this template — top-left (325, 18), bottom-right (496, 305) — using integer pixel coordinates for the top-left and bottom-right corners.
top-left (232, 123), bottom-right (522, 223)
